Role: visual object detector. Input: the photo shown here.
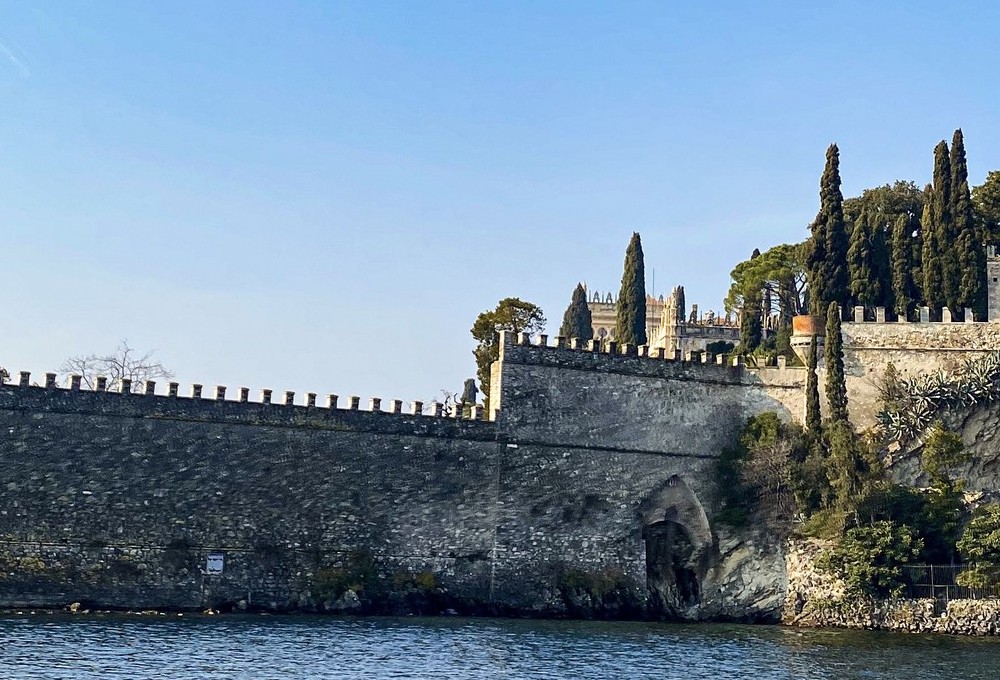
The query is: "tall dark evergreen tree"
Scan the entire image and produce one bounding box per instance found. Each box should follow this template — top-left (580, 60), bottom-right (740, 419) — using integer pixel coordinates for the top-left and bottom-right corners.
top-left (847, 209), bottom-right (879, 312)
top-left (930, 141), bottom-right (957, 313)
top-left (951, 129), bottom-right (985, 318)
top-left (559, 283), bottom-right (594, 342)
top-left (740, 249), bottom-right (764, 353)
top-left (825, 302), bottom-right (848, 423)
top-left (842, 181), bottom-right (921, 311)
top-left (805, 335), bottom-right (821, 433)
top-left (614, 232), bottom-right (647, 345)
top-left (806, 144), bottom-right (850, 316)
top-left (890, 214), bottom-right (917, 319)
top-left (921, 183), bottom-right (944, 313)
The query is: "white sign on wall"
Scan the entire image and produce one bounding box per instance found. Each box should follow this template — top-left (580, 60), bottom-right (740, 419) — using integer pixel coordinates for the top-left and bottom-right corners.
top-left (206, 552), bottom-right (225, 575)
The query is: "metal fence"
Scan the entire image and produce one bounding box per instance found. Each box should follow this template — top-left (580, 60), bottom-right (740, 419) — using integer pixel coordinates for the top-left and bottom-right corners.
top-left (901, 565), bottom-right (1000, 601)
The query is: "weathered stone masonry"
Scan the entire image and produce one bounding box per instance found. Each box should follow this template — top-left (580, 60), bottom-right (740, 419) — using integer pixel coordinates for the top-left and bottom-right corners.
top-left (0, 332), bottom-right (795, 617)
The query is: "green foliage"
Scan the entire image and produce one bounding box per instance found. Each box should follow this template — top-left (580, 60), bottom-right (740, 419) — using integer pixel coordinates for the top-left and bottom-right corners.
top-left (559, 283), bottom-right (594, 342)
top-left (314, 549), bottom-right (379, 600)
top-left (739, 250), bottom-right (764, 353)
top-left (972, 170), bottom-right (1000, 241)
top-left (705, 340), bottom-right (734, 356)
top-left (792, 438), bottom-right (831, 518)
top-left (952, 130), bottom-right (985, 318)
top-left (614, 232), bottom-right (647, 346)
top-left (847, 210), bottom-right (881, 310)
top-left (819, 521), bottom-right (922, 598)
top-left (853, 482), bottom-right (964, 564)
top-left (824, 303), bottom-right (848, 422)
top-left (725, 242), bottom-right (806, 321)
top-left (800, 508), bottom-right (847, 539)
top-left (471, 297), bottom-right (546, 409)
top-left (921, 422), bottom-right (968, 487)
top-left (843, 180), bottom-right (923, 313)
top-left (877, 351), bottom-right (1000, 445)
top-left (825, 420), bottom-right (881, 512)
top-left (805, 336), bottom-right (821, 433)
top-left (715, 412), bottom-right (807, 526)
top-left (929, 141), bottom-right (958, 312)
top-left (920, 184), bottom-right (943, 313)
top-left (806, 144), bottom-right (850, 315)
top-left (957, 505), bottom-right (1000, 585)
top-left (890, 215), bottom-right (917, 318)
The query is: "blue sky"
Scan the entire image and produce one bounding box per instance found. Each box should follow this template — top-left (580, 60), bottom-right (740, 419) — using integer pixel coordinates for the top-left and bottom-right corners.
top-left (2, 1), bottom-right (999, 403)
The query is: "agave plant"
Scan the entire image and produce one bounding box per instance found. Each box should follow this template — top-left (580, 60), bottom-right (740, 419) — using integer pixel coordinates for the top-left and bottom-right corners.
top-left (878, 351), bottom-right (1000, 447)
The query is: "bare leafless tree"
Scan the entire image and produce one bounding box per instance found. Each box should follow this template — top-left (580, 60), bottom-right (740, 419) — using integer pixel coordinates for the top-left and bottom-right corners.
top-left (60, 339), bottom-right (173, 392)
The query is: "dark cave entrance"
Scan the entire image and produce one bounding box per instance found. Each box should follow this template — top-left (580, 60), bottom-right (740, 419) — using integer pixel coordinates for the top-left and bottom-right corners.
top-left (643, 520), bottom-right (700, 612)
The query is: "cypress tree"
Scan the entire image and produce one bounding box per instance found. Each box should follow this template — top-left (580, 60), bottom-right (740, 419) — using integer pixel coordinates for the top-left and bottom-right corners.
top-left (805, 335), bottom-right (821, 433)
top-left (951, 129), bottom-right (985, 318)
top-left (920, 184), bottom-right (943, 313)
top-left (890, 214), bottom-right (916, 319)
top-left (825, 302), bottom-right (848, 423)
top-left (847, 209), bottom-right (879, 311)
top-left (615, 232), bottom-right (647, 345)
top-left (806, 144), bottom-right (850, 316)
top-left (871, 216), bottom-right (893, 311)
top-left (931, 141), bottom-right (957, 313)
top-left (739, 248), bottom-right (764, 352)
top-left (559, 283), bottom-right (594, 342)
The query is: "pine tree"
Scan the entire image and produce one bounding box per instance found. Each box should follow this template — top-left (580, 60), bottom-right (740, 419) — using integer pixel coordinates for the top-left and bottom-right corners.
top-left (559, 283), bottom-right (594, 342)
top-left (806, 144), bottom-right (850, 315)
top-left (615, 232), bottom-right (647, 345)
top-left (805, 335), bottom-right (821, 433)
top-left (847, 209), bottom-right (879, 311)
top-left (951, 129), bottom-right (985, 319)
top-left (890, 214), bottom-right (916, 319)
top-left (825, 302), bottom-right (848, 423)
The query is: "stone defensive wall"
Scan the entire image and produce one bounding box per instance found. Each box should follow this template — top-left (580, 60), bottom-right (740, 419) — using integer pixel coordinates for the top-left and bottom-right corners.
top-left (841, 313), bottom-right (1000, 429)
top-left (0, 332), bottom-right (796, 619)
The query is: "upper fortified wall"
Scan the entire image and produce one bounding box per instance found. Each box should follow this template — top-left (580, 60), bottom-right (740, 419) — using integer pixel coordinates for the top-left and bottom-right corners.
top-left (841, 310), bottom-right (1000, 429)
top-left (491, 330), bottom-right (797, 455)
top-left (779, 305), bottom-right (1000, 429)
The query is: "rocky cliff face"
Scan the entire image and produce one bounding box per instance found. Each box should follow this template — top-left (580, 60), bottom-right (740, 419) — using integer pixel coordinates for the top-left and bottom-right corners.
top-left (692, 527), bottom-right (788, 622)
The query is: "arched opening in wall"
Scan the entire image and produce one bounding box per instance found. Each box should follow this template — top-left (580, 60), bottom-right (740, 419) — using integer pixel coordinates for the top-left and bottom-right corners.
top-left (643, 520), bottom-right (700, 609)
top-left (639, 475), bottom-right (713, 618)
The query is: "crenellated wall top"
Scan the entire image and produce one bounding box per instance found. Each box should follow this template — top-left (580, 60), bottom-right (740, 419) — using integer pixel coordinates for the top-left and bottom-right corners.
top-left (497, 330), bottom-right (748, 383)
top-left (0, 371), bottom-right (496, 437)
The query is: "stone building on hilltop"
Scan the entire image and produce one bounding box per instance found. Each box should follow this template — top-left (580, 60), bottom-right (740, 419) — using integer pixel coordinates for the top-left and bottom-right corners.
top-left (585, 285), bottom-right (740, 355)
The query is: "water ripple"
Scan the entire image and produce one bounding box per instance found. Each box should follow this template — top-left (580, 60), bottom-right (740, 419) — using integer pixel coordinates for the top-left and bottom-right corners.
top-left (1, 614), bottom-right (999, 679)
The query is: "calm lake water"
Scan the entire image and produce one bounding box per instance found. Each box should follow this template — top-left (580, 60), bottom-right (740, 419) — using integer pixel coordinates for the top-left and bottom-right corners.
top-left (2, 614), bottom-right (999, 679)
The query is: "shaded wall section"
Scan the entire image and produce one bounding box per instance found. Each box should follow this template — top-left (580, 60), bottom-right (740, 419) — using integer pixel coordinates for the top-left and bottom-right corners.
top-left (0, 332), bottom-right (794, 617)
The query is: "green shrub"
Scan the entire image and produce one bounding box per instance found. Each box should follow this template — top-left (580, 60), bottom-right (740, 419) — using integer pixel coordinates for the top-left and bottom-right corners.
top-left (715, 412), bottom-right (807, 526)
top-left (957, 504), bottom-right (1000, 589)
top-left (819, 520), bottom-right (922, 597)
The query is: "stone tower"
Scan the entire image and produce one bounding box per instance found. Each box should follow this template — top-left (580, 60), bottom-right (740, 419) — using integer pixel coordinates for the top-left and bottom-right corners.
top-left (988, 245), bottom-right (1000, 322)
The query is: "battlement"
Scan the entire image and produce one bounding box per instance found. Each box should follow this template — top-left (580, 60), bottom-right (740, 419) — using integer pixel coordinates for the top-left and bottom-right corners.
top-left (0, 370), bottom-right (496, 437)
top-left (497, 330), bottom-right (747, 381)
top-left (841, 305), bottom-right (983, 324)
